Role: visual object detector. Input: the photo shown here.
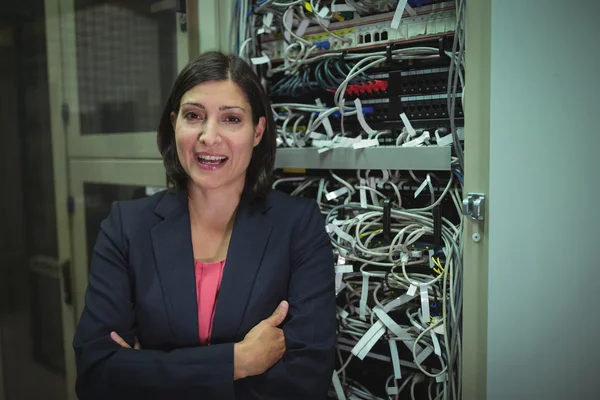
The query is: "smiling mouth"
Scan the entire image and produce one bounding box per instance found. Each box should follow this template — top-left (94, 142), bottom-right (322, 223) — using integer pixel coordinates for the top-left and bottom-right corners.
top-left (196, 154), bottom-right (228, 165)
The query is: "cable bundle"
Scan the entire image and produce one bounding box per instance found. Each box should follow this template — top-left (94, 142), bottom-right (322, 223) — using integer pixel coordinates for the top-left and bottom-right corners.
top-left (273, 170), bottom-right (463, 399)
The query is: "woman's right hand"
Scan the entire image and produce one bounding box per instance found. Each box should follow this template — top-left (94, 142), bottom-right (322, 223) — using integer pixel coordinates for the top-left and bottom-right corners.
top-left (234, 300), bottom-right (289, 380)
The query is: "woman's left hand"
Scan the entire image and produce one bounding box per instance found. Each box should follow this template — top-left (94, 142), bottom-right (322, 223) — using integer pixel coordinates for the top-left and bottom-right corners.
top-left (110, 331), bottom-right (141, 350)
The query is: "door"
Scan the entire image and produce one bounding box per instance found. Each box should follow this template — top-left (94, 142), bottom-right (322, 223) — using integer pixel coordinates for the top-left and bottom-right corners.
top-left (42, 0), bottom-right (189, 398)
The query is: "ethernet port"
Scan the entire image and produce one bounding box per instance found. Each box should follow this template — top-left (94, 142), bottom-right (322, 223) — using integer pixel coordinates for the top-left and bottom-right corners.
top-left (364, 33), bottom-right (371, 43)
top-left (374, 32), bottom-right (380, 42)
top-left (358, 34), bottom-right (363, 44)
top-left (381, 30), bottom-right (388, 41)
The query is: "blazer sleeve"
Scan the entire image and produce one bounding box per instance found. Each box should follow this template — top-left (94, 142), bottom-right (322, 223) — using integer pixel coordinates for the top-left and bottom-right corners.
top-left (261, 200), bottom-right (337, 399)
top-left (73, 202), bottom-right (235, 400)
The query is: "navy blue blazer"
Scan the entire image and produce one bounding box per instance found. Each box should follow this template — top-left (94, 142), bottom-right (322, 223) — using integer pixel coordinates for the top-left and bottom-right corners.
top-left (73, 189), bottom-right (336, 400)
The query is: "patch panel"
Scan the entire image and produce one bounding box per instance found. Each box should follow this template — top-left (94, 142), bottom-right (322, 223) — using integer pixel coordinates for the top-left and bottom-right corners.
top-left (260, 9), bottom-right (456, 61)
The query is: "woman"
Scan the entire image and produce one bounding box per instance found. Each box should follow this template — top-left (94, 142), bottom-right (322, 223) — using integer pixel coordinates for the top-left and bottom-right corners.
top-left (73, 52), bottom-right (337, 400)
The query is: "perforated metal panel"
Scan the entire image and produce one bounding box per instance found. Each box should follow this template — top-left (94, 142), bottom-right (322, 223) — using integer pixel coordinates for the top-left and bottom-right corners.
top-left (73, 0), bottom-right (177, 134)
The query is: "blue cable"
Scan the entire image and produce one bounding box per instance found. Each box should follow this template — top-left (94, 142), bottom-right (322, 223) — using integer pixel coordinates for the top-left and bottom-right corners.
top-left (452, 169), bottom-right (464, 185)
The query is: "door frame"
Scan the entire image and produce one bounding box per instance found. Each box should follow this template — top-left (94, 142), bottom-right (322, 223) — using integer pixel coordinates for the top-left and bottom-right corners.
top-left (44, 1), bottom-right (77, 399)
top-left (69, 159), bottom-right (167, 318)
top-left (462, 0), bottom-right (492, 399)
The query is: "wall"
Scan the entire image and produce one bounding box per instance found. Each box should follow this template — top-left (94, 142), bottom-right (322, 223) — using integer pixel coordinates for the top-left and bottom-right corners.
top-left (487, 1), bottom-right (600, 399)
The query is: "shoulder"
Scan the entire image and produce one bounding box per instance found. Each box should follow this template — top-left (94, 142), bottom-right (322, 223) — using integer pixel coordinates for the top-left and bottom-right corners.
top-left (114, 190), bottom-right (167, 219)
top-left (265, 189), bottom-right (318, 216)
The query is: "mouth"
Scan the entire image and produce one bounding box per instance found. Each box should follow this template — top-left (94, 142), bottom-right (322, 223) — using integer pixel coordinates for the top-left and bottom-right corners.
top-left (195, 152), bottom-right (228, 170)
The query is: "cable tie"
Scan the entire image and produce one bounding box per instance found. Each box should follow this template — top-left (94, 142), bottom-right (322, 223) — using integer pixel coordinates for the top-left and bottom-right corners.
top-left (359, 178), bottom-right (368, 208)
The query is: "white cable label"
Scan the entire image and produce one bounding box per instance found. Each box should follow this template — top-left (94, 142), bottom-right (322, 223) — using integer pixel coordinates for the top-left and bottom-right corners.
top-left (377, 170), bottom-right (389, 188)
top-left (352, 139), bottom-right (379, 149)
top-left (264, 12), bottom-right (274, 27)
top-left (414, 174), bottom-right (431, 198)
top-left (399, 112), bottom-right (416, 137)
top-left (407, 284), bottom-right (417, 297)
top-left (368, 177), bottom-right (379, 206)
top-left (332, 3), bottom-right (356, 12)
top-left (339, 309), bottom-right (349, 319)
top-left (359, 178), bottom-right (368, 208)
top-left (391, 0), bottom-right (408, 30)
top-left (296, 19), bottom-right (311, 37)
top-left (405, 4), bottom-right (417, 16)
top-left (309, 132), bottom-right (328, 140)
top-left (318, 6), bottom-right (330, 18)
top-left (335, 264), bottom-right (353, 273)
top-left (434, 322), bottom-right (446, 336)
top-left (373, 308), bottom-right (412, 340)
top-left (354, 98), bottom-right (377, 136)
top-left (415, 346), bottom-right (433, 364)
top-left (384, 293), bottom-right (416, 312)
top-left (389, 339), bottom-right (402, 379)
top-left (352, 321), bottom-right (386, 359)
top-left (251, 55), bottom-right (270, 65)
top-left (359, 274), bottom-right (369, 321)
top-left (436, 373), bottom-right (446, 383)
top-left (316, 99), bottom-right (334, 137)
top-left (430, 330), bottom-right (442, 356)
top-left (435, 129), bottom-right (454, 146)
top-left (332, 371), bottom-right (348, 400)
top-left (257, 27), bottom-right (271, 35)
top-left (327, 223), bottom-right (354, 244)
top-left (402, 131), bottom-right (430, 148)
top-left (325, 186), bottom-right (349, 200)
top-left (419, 284), bottom-right (430, 324)
top-left (284, 11), bottom-right (294, 41)
top-left (318, 146), bottom-right (332, 153)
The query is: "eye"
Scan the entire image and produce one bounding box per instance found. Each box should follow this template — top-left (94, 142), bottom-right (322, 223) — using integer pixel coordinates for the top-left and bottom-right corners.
top-left (184, 111), bottom-right (203, 121)
top-left (224, 115), bottom-right (241, 123)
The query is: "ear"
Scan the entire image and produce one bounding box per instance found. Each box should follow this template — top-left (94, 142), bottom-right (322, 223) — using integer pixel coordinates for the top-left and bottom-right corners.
top-left (253, 116), bottom-right (266, 147)
top-left (170, 111), bottom-right (177, 130)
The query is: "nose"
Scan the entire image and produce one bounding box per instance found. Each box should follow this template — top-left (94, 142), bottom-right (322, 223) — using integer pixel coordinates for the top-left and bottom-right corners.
top-left (198, 119), bottom-right (221, 147)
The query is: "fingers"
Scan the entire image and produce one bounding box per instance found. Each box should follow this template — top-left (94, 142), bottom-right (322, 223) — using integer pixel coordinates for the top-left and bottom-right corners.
top-left (134, 337), bottom-right (141, 350)
top-left (265, 300), bottom-right (289, 327)
top-left (110, 331), bottom-right (131, 349)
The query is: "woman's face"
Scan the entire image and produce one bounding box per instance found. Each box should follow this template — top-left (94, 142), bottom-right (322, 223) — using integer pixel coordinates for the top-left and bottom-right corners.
top-left (172, 80), bottom-right (265, 192)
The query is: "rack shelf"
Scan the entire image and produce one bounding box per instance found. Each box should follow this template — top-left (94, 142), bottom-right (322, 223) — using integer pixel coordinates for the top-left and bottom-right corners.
top-left (274, 147), bottom-right (451, 171)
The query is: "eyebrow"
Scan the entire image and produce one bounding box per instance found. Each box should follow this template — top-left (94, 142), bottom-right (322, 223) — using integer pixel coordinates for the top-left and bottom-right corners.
top-left (181, 102), bottom-right (245, 111)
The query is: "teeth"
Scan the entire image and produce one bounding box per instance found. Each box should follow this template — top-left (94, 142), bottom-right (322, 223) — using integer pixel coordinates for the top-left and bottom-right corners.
top-left (198, 155), bottom-right (226, 161)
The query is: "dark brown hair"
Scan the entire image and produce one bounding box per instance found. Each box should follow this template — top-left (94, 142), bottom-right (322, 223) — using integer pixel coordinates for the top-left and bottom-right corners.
top-left (157, 51), bottom-right (276, 201)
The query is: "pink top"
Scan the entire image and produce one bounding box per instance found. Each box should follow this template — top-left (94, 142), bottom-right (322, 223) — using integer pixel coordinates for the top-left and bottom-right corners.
top-left (194, 259), bottom-right (226, 345)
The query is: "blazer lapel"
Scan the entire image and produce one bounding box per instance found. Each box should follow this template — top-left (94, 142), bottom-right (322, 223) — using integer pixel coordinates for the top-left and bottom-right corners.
top-left (211, 199), bottom-right (273, 344)
top-left (150, 191), bottom-right (200, 345)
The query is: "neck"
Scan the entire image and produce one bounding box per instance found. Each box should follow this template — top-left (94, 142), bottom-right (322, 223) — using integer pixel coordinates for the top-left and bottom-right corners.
top-left (187, 181), bottom-right (244, 231)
